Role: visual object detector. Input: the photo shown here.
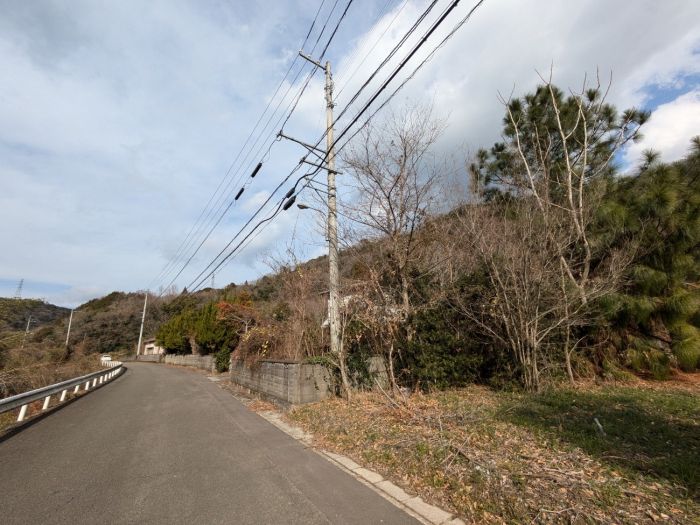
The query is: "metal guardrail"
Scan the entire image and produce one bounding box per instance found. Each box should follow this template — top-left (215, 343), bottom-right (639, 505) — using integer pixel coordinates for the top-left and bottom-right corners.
top-left (0, 361), bottom-right (124, 422)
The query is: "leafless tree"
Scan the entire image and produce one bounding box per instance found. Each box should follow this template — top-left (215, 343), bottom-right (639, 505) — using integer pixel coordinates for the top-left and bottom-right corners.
top-left (456, 74), bottom-right (643, 389)
top-left (264, 247), bottom-right (327, 363)
top-left (341, 105), bottom-right (446, 390)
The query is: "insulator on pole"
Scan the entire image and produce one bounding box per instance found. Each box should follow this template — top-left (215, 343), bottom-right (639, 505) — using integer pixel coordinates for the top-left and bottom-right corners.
top-left (284, 187), bottom-right (295, 199)
top-left (283, 196), bottom-right (296, 210)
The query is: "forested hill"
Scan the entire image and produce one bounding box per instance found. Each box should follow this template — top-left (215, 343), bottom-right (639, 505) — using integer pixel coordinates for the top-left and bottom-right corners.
top-left (0, 298), bottom-right (69, 334)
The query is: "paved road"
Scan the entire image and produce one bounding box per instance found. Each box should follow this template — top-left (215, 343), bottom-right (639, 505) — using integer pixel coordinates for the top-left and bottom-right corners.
top-left (0, 362), bottom-right (419, 524)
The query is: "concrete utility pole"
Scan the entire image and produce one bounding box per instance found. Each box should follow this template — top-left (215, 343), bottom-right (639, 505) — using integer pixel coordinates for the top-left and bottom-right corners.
top-left (281, 52), bottom-right (347, 393)
top-left (324, 61), bottom-right (341, 362)
top-left (136, 292), bottom-right (148, 357)
top-left (65, 309), bottom-right (74, 348)
top-left (21, 316), bottom-right (32, 348)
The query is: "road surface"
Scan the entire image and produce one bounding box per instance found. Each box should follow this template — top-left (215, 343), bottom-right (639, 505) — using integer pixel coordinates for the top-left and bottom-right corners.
top-left (0, 362), bottom-right (420, 524)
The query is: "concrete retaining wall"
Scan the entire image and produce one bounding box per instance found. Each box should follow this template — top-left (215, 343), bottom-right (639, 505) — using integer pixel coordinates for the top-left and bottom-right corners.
top-left (229, 358), bottom-right (332, 404)
top-left (164, 354), bottom-right (215, 373)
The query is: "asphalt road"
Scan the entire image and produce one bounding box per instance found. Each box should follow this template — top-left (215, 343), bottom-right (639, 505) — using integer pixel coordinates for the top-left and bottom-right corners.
top-left (0, 362), bottom-right (419, 524)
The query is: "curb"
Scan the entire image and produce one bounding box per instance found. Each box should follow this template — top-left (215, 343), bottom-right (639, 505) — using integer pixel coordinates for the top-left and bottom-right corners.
top-left (256, 410), bottom-right (463, 525)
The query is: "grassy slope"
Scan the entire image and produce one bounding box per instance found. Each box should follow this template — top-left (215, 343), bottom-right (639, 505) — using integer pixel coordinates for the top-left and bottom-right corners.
top-left (290, 380), bottom-right (699, 524)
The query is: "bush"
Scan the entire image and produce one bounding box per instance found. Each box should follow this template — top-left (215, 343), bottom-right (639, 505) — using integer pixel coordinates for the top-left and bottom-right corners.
top-left (403, 305), bottom-right (487, 390)
top-left (215, 347), bottom-right (232, 372)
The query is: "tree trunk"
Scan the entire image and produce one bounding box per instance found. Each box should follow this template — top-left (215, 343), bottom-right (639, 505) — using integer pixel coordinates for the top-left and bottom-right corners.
top-left (387, 340), bottom-right (398, 392)
top-left (338, 340), bottom-right (352, 401)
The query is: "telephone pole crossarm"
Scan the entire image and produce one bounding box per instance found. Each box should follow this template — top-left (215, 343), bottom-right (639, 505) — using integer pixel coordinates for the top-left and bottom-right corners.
top-left (277, 131), bottom-right (326, 161)
top-left (301, 159), bottom-right (341, 174)
top-left (298, 51), bottom-right (323, 70)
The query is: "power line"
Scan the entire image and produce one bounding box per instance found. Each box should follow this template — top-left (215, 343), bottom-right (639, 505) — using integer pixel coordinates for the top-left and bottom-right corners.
top-left (188, 166), bottom-right (323, 292)
top-left (330, 0), bottom-right (439, 131)
top-left (159, 0), bottom-right (356, 292)
top-left (148, 0), bottom-right (331, 291)
top-left (185, 0), bottom-right (487, 290)
top-left (335, 0), bottom-right (410, 98)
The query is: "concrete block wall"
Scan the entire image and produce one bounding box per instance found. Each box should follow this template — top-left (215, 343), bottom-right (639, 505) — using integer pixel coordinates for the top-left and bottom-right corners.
top-left (136, 355), bottom-right (163, 363)
top-left (164, 354), bottom-right (216, 373)
top-left (229, 359), bottom-right (332, 404)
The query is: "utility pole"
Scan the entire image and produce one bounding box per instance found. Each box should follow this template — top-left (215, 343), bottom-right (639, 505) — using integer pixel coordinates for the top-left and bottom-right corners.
top-left (65, 309), bottom-right (74, 348)
top-left (281, 53), bottom-right (348, 394)
top-left (21, 315), bottom-right (32, 348)
top-left (324, 60), bottom-right (341, 365)
top-left (136, 292), bottom-right (148, 357)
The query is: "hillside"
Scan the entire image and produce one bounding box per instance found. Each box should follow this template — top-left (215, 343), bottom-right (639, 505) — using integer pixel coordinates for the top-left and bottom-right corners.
top-left (0, 298), bottom-right (69, 335)
top-left (0, 289), bottom-right (221, 395)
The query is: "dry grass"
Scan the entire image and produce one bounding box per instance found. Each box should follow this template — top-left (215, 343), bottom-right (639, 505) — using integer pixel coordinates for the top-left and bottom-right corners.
top-left (289, 382), bottom-right (700, 524)
top-left (0, 351), bottom-right (106, 432)
top-left (0, 353), bottom-right (101, 398)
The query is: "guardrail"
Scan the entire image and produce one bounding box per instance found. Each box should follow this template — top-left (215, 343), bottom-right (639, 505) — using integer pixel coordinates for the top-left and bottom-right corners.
top-left (0, 361), bottom-right (124, 423)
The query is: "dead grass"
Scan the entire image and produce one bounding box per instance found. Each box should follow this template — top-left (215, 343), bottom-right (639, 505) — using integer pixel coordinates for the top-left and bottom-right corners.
top-left (289, 382), bottom-right (700, 524)
top-left (1, 350), bottom-right (102, 398)
top-left (0, 353), bottom-right (107, 433)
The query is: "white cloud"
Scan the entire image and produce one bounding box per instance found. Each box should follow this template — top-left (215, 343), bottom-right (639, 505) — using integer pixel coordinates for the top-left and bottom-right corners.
top-left (1, 0), bottom-right (699, 306)
top-left (623, 89), bottom-right (700, 167)
top-left (241, 190), bottom-right (272, 213)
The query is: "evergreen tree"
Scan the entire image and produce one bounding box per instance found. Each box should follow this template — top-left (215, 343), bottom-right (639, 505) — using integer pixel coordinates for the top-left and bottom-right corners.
top-left (599, 138), bottom-right (700, 374)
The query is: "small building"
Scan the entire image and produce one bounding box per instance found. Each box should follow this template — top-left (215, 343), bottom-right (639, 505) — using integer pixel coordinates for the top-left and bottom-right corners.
top-left (142, 338), bottom-right (165, 356)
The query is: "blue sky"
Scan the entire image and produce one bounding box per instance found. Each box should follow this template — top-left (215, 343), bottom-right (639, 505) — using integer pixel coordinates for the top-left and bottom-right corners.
top-left (0, 0), bottom-right (699, 307)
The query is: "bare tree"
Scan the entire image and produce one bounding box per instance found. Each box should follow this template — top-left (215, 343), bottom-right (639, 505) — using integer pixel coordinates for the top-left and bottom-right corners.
top-left (454, 196), bottom-right (628, 391)
top-left (264, 247), bottom-right (327, 363)
top-left (341, 105), bottom-right (445, 390)
top-left (460, 75), bottom-right (645, 388)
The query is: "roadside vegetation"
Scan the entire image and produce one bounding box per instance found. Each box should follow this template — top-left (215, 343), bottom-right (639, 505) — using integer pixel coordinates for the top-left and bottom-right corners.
top-left (290, 379), bottom-right (700, 524)
top-left (154, 78), bottom-right (699, 393)
top-left (4, 79), bottom-right (697, 396)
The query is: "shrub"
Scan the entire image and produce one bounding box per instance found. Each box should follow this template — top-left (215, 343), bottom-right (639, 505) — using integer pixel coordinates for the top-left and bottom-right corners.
top-left (215, 347), bottom-right (232, 372)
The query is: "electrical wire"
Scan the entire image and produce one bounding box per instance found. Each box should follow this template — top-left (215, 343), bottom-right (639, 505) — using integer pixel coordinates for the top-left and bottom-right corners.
top-left (148, 0), bottom-right (330, 291)
top-left (335, 0), bottom-right (409, 98)
top-left (186, 0), bottom-right (487, 291)
top-left (154, 0), bottom-right (353, 293)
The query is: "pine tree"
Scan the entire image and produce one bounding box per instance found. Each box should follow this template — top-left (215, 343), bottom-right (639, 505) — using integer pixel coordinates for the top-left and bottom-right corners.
top-left (599, 138), bottom-right (700, 374)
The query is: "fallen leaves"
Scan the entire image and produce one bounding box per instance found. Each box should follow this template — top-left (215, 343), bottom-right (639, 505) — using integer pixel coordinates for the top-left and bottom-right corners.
top-left (288, 387), bottom-right (699, 524)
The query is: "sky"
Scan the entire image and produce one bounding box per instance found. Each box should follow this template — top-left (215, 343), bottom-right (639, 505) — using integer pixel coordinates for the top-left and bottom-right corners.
top-left (0, 0), bottom-right (698, 307)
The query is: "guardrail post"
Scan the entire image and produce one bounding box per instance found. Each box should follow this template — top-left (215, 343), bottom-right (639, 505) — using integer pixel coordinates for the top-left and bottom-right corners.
top-left (60, 390), bottom-right (67, 402)
top-left (85, 381), bottom-right (90, 391)
top-left (17, 404), bottom-right (28, 422)
top-left (74, 384), bottom-right (80, 394)
top-left (42, 395), bottom-right (51, 410)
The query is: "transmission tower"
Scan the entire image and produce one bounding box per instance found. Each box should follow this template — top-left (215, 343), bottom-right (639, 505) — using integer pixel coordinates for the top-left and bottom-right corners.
top-left (14, 279), bottom-right (24, 299)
